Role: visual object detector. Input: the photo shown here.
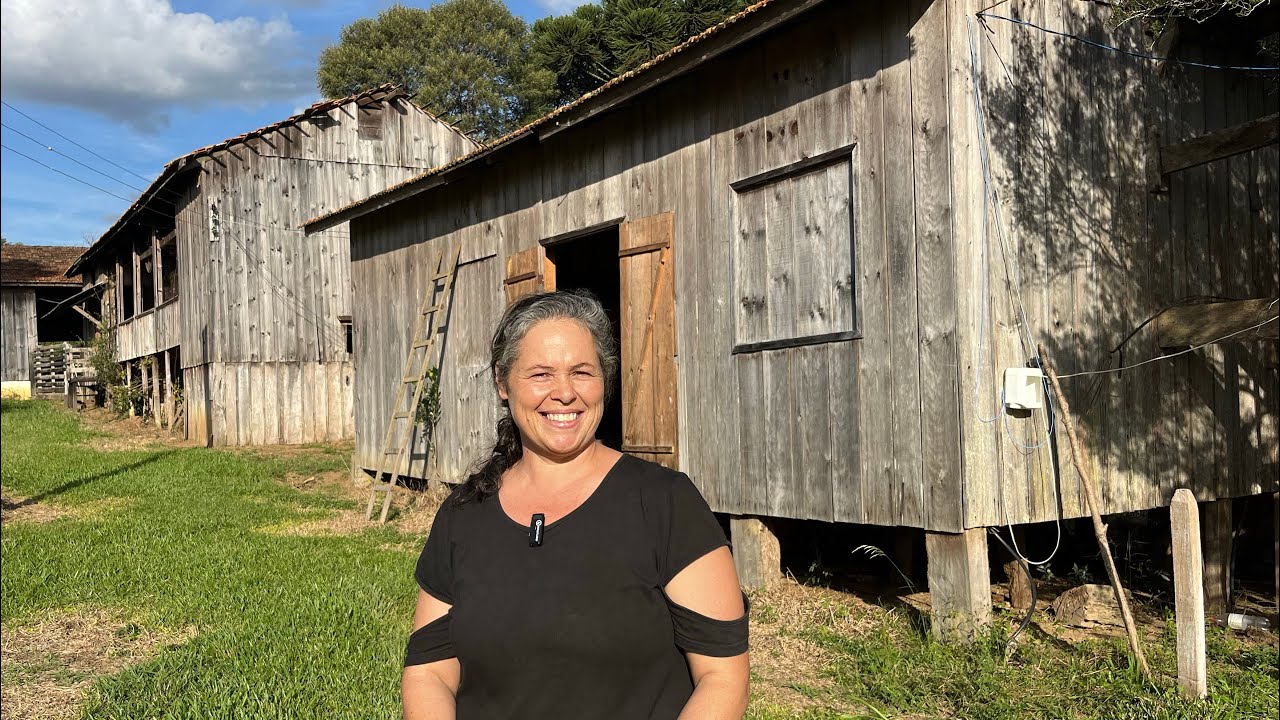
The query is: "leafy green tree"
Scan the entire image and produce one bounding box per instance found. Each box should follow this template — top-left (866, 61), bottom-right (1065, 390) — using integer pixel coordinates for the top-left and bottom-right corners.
top-left (531, 0), bottom-right (744, 107)
top-left (317, 0), bottom-right (555, 140)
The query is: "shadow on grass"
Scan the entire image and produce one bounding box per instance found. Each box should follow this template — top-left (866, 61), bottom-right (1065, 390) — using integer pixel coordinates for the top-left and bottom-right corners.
top-left (1, 451), bottom-right (176, 510)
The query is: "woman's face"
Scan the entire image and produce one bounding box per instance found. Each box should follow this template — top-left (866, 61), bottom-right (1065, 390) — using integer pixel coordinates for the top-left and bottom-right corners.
top-left (499, 318), bottom-right (606, 463)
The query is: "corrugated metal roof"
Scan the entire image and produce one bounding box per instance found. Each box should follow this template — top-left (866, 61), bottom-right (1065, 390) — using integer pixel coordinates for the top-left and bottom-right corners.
top-left (69, 84), bottom-right (453, 275)
top-left (302, 0), bottom-right (805, 233)
top-left (1, 244), bottom-right (83, 287)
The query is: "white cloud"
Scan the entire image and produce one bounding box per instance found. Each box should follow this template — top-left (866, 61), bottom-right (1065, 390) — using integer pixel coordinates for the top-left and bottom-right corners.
top-left (0, 0), bottom-right (312, 131)
top-left (536, 0), bottom-right (594, 15)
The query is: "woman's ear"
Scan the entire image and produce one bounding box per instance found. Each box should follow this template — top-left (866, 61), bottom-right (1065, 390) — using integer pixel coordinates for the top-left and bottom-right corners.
top-left (496, 376), bottom-right (509, 402)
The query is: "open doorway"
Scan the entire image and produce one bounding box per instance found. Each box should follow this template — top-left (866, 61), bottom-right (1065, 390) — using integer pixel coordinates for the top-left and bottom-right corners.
top-left (545, 228), bottom-right (623, 451)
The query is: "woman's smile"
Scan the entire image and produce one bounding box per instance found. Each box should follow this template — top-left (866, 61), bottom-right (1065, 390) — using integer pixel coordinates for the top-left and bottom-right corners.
top-left (499, 318), bottom-right (606, 462)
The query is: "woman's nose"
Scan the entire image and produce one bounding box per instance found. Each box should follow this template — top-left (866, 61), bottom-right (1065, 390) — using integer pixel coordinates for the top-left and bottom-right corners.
top-left (549, 373), bottom-right (577, 401)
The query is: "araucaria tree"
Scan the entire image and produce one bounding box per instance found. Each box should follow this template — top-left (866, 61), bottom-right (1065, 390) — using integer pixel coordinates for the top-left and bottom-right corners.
top-left (530, 0), bottom-right (745, 107)
top-left (317, 0), bottom-right (555, 141)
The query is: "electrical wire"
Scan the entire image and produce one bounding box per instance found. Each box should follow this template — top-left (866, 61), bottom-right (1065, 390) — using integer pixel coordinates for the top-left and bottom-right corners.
top-left (2, 101), bottom-right (357, 240)
top-left (976, 12), bottom-right (1280, 72)
top-left (5, 139), bottom-right (346, 347)
top-left (2, 121), bottom-right (151, 196)
top-left (2, 99), bottom-right (155, 183)
top-left (2, 143), bottom-right (137, 204)
top-left (989, 527), bottom-right (1038, 656)
top-left (967, 17), bottom-right (1064, 570)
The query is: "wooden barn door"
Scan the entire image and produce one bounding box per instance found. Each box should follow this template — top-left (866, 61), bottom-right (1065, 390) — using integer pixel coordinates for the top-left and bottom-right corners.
top-left (618, 212), bottom-right (678, 470)
top-left (503, 247), bottom-right (550, 303)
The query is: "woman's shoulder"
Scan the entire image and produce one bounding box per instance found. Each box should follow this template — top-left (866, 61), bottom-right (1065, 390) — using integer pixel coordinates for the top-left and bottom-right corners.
top-left (614, 453), bottom-right (683, 484)
top-left (612, 454), bottom-right (704, 504)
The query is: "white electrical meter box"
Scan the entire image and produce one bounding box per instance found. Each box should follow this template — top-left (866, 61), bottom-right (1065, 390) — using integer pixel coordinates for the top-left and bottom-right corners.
top-left (1003, 367), bottom-right (1045, 410)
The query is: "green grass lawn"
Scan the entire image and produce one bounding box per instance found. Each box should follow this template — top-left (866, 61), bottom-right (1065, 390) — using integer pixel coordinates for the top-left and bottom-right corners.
top-left (2, 398), bottom-right (1277, 719)
top-left (2, 399), bottom-right (417, 719)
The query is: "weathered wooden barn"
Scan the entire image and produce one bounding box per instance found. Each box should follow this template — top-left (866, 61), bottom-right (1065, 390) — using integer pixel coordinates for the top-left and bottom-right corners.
top-left (1, 244), bottom-right (87, 397)
top-left (67, 86), bottom-right (477, 445)
top-left (307, 0), bottom-right (1278, 631)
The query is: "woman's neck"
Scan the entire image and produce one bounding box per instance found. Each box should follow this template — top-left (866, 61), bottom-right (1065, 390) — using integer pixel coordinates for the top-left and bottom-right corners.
top-left (514, 441), bottom-right (610, 490)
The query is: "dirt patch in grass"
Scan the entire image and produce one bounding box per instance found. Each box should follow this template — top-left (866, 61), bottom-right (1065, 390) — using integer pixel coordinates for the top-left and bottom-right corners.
top-left (0, 608), bottom-right (195, 720)
top-left (78, 408), bottom-right (199, 452)
top-left (228, 438), bottom-right (355, 463)
top-left (260, 470), bottom-right (448, 539)
top-left (0, 487), bottom-right (130, 526)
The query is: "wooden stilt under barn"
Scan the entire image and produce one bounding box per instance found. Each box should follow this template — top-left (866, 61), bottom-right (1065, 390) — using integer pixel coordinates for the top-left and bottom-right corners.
top-left (306, 0), bottom-right (1280, 638)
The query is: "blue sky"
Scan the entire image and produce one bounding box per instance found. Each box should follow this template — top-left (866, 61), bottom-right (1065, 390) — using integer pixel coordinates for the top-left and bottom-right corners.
top-left (0, 0), bottom-right (576, 248)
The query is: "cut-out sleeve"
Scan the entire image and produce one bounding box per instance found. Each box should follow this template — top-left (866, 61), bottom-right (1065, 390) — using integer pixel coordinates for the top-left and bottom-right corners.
top-left (667, 594), bottom-right (750, 657)
top-left (404, 613), bottom-right (456, 666)
top-left (414, 501), bottom-right (455, 604)
top-left (654, 472), bottom-right (731, 585)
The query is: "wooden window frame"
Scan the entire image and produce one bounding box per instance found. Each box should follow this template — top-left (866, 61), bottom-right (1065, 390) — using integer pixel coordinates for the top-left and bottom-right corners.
top-left (157, 230), bottom-right (179, 306)
top-left (729, 144), bottom-right (859, 355)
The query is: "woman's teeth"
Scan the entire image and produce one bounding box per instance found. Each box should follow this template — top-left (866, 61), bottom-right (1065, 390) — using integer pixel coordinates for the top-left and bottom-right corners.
top-left (546, 412), bottom-right (579, 422)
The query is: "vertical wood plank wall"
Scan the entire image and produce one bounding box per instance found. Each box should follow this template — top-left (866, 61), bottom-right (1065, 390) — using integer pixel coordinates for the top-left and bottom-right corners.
top-left (347, 0), bottom-right (1277, 530)
top-left (951, 0), bottom-right (1279, 527)
top-left (1, 289), bottom-right (38, 382)
top-left (94, 97), bottom-right (476, 446)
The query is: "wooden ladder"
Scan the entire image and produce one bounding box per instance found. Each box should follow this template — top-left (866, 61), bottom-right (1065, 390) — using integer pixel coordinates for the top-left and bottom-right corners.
top-left (366, 244), bottom-right (462, 523)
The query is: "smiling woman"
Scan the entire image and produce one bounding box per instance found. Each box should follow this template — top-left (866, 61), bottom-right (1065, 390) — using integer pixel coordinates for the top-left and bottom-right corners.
top-left (401, 290), bottom-right (749, 720)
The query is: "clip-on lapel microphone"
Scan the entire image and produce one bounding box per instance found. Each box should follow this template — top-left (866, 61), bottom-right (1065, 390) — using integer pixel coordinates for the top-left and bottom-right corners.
top-left (529, 513), bottom-right (545, 547)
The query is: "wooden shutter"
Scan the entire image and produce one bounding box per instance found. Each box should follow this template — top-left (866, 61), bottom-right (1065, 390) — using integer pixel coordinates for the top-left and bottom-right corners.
top-left (503, 247), bottom-right (545, 304)
top-left (619, 212), bottom-right (678, 470)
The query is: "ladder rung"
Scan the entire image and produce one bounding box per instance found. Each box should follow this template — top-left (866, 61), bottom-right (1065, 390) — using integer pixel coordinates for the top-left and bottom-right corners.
top-left (412, 338), bottom-right (434, 350)
top-left (401, 376), bottom-right (420, 383)
top-left (370, 483), bottom-right (395, 493)
top-left (421, 304), bottom-right (443, 316)
top-left (432, 271), bottom-right (452, 281)
top-left (384, 447), bottom-right (405, 455)
top-left (392, 411), bottom-right (412, 420)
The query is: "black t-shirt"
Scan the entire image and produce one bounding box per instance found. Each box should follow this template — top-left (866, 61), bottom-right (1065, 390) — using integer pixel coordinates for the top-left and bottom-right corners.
top-left (407, 454), bottom-right (747, 719)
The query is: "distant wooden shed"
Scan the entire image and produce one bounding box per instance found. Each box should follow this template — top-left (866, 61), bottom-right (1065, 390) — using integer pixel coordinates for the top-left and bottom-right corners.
top-left (1, 244), bottom-right (87, 396)
top-left (308, 0), bottom-right (1278, 632)
top-left (68, 85), bottom-right (477, 444)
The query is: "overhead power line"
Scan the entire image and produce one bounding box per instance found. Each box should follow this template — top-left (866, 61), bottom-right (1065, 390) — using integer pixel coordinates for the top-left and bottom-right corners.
top-left (2, 143), bottom-right (136, 204)
top-left (2, 99), bottom-right (156, 183)
top-left (2, 121), bottom-right (150, 196)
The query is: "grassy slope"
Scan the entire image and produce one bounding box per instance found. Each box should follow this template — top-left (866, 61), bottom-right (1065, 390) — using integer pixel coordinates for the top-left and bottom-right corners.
top-left (1, 399), bottom-right (416, 719)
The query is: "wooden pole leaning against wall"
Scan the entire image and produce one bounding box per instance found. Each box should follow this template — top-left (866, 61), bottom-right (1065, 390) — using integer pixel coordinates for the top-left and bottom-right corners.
top-left (1037, 343), bottom-right (1152, 679)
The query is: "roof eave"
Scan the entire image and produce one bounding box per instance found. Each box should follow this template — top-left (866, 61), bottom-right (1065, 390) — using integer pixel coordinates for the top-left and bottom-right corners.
top-left (301, 0), bottom-right (826, 235)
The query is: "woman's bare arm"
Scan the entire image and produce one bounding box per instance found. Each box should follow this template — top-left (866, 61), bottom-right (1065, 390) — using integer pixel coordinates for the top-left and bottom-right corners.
top-left (665, 546), bottom-right (750, 719)
top-left (402, 590), bottom-right (462, 720)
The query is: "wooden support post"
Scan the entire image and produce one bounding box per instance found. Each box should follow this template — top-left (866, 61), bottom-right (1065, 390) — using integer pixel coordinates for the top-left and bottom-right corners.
top-left (925, 529), bottom-right (991, 642)
top-left (126, 361), bottom-right (135, 418)
top-left (163, 349), bottom-right (174, 428)
top-left (149, 356), bottom-right (161, 425)
top-left (730, 517), bottom-right (781, 591)
top-left (1171, 489), bottom-right (1208, 699)
top-left (1201, 499), bottom-right (1233, 616)
top-left (1004, 559), bottom-right (1034, 611)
